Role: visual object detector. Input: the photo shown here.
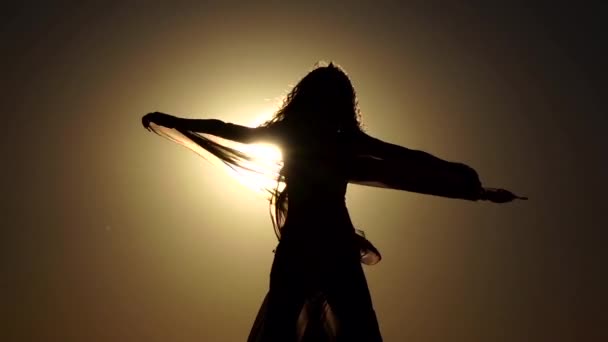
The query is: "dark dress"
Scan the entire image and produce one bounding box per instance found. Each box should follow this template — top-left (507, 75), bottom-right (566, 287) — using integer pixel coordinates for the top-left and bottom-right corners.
top-left (247, 131), bottom-right (384, 342)
top-left (147, 120), bottom-right (482, 342)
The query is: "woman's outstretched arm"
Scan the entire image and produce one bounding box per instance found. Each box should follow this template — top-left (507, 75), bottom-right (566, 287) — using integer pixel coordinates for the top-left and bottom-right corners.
top-left (350, 132), bottom-right (524, 202)
top-left (142, 112), bottom-right (275, 144)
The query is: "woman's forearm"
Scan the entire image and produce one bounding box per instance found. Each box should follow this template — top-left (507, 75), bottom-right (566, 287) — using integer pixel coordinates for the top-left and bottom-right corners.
top-left (175, 118), bottom-right (224, 134)
top-left (358, 157), bottom-right (484, 200)
top-left (175, 118), bottom-right (271, 144)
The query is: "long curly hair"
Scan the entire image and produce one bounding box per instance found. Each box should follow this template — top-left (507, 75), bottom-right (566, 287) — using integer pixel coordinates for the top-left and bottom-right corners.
top-left (263, 61), bottom-right (363, 133)
top-left (261, 62), bottom-right (364, 237)
top-left (149, 62), bottom-right (364, 240)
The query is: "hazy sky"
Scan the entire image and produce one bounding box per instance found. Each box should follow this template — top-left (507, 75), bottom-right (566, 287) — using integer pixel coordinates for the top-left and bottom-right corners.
top-left (3, 2), bottom-right (605, 341)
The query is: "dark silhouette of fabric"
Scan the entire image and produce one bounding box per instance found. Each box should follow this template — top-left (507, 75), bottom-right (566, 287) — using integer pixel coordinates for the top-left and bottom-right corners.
top-left (142, 62), bottom-right (525, 341)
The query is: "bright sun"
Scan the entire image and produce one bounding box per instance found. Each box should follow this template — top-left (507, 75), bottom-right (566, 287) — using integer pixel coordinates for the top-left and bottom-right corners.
top-left (223, 112), bottom-right (284, 195)
top-left (247, 112), bottom-right (282, 161)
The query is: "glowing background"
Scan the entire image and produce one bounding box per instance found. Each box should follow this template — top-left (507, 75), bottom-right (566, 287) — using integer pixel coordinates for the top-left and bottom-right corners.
top-left (3, 3), bottom-right (605, 342)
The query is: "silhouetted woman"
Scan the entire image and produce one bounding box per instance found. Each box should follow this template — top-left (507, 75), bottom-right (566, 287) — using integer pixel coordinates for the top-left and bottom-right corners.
top-left (142, 62), bottom-right (525, 342)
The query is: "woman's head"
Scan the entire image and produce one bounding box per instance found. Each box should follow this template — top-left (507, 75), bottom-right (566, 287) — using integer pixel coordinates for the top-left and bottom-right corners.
top-left (265, 62), bottom-right (362, 133)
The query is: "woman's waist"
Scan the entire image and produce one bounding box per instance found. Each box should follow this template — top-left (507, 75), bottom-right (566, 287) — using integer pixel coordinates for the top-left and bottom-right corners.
top-left (275, 223), bottom-right (363, 264)
top-left (276, 224), bottom-right (382, 266)
top-left (280, 215), bottom-right (355, 241)
top-left (283, 206), bottom-right (352, 226)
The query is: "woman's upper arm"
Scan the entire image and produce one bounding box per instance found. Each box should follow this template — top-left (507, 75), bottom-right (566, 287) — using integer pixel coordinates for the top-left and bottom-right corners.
top-left (356, 132), bottom-right (443, 166)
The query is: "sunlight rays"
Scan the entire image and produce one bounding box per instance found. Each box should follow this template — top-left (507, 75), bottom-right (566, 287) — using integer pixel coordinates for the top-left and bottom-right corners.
top-left (222, 111), bottom-right (284, 196)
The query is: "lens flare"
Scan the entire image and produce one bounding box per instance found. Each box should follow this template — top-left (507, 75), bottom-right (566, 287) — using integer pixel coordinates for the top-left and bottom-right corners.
top-left (223, 111), bottom-right (284, 195)
top-left (224, 140), bottom-right (283, 195)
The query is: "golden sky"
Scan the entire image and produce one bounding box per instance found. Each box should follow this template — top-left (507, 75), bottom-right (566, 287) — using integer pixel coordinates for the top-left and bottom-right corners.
top-left (3, 2), bottom-right (605, 342)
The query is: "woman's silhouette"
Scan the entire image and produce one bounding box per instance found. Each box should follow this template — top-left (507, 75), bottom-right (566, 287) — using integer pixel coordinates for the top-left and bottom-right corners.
top-left (142, 62), bottom-right (525, 342)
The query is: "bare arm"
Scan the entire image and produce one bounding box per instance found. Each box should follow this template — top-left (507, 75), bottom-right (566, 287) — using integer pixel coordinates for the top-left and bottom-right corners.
top-left (176, 118), bottom-right (270, 143)
top-left (142, 112), bottom-right (276, 144)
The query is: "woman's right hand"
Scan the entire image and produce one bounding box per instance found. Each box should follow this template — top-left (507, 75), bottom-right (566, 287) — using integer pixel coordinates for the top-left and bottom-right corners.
top-left (142, 112), bottom-right (180, 130)
top-left (481, 188), bottom-right (528, 203)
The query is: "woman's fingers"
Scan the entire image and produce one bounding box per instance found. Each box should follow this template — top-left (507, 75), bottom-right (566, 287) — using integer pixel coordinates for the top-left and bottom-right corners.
top-left (498, 189), bottom-right (515, 203)
top-left (483, 188), bottom-right (517, 203)
top-left (142, 112), bottom-right (174, 129)
top-left (142, 114), bottom-right (152, 129)
top-left (489, 189), bottom-right (529, 203)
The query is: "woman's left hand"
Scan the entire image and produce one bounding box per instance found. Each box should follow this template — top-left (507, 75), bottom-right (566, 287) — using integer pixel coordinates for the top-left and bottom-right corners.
top-left (142, 112), bottom-right (180, 129)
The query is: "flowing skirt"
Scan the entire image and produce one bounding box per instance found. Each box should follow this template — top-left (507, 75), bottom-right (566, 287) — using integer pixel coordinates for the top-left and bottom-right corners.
top-left (247, 228), bottom-right (383, 342)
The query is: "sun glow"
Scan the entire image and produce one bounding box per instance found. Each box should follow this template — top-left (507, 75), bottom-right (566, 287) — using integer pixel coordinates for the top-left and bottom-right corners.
top-left (226, 141), bottom-right (283, 194)
top-left (223, 111), bottom-right (285, 196)
top-left (149, 110), bottom-right (285, 197)
top-left (247, 142), bottom-right (282, 162)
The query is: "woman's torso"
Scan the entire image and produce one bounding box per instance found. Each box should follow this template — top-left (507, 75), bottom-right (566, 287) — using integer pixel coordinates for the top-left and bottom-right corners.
top-left (279, 130), bottom-right (357, 242)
